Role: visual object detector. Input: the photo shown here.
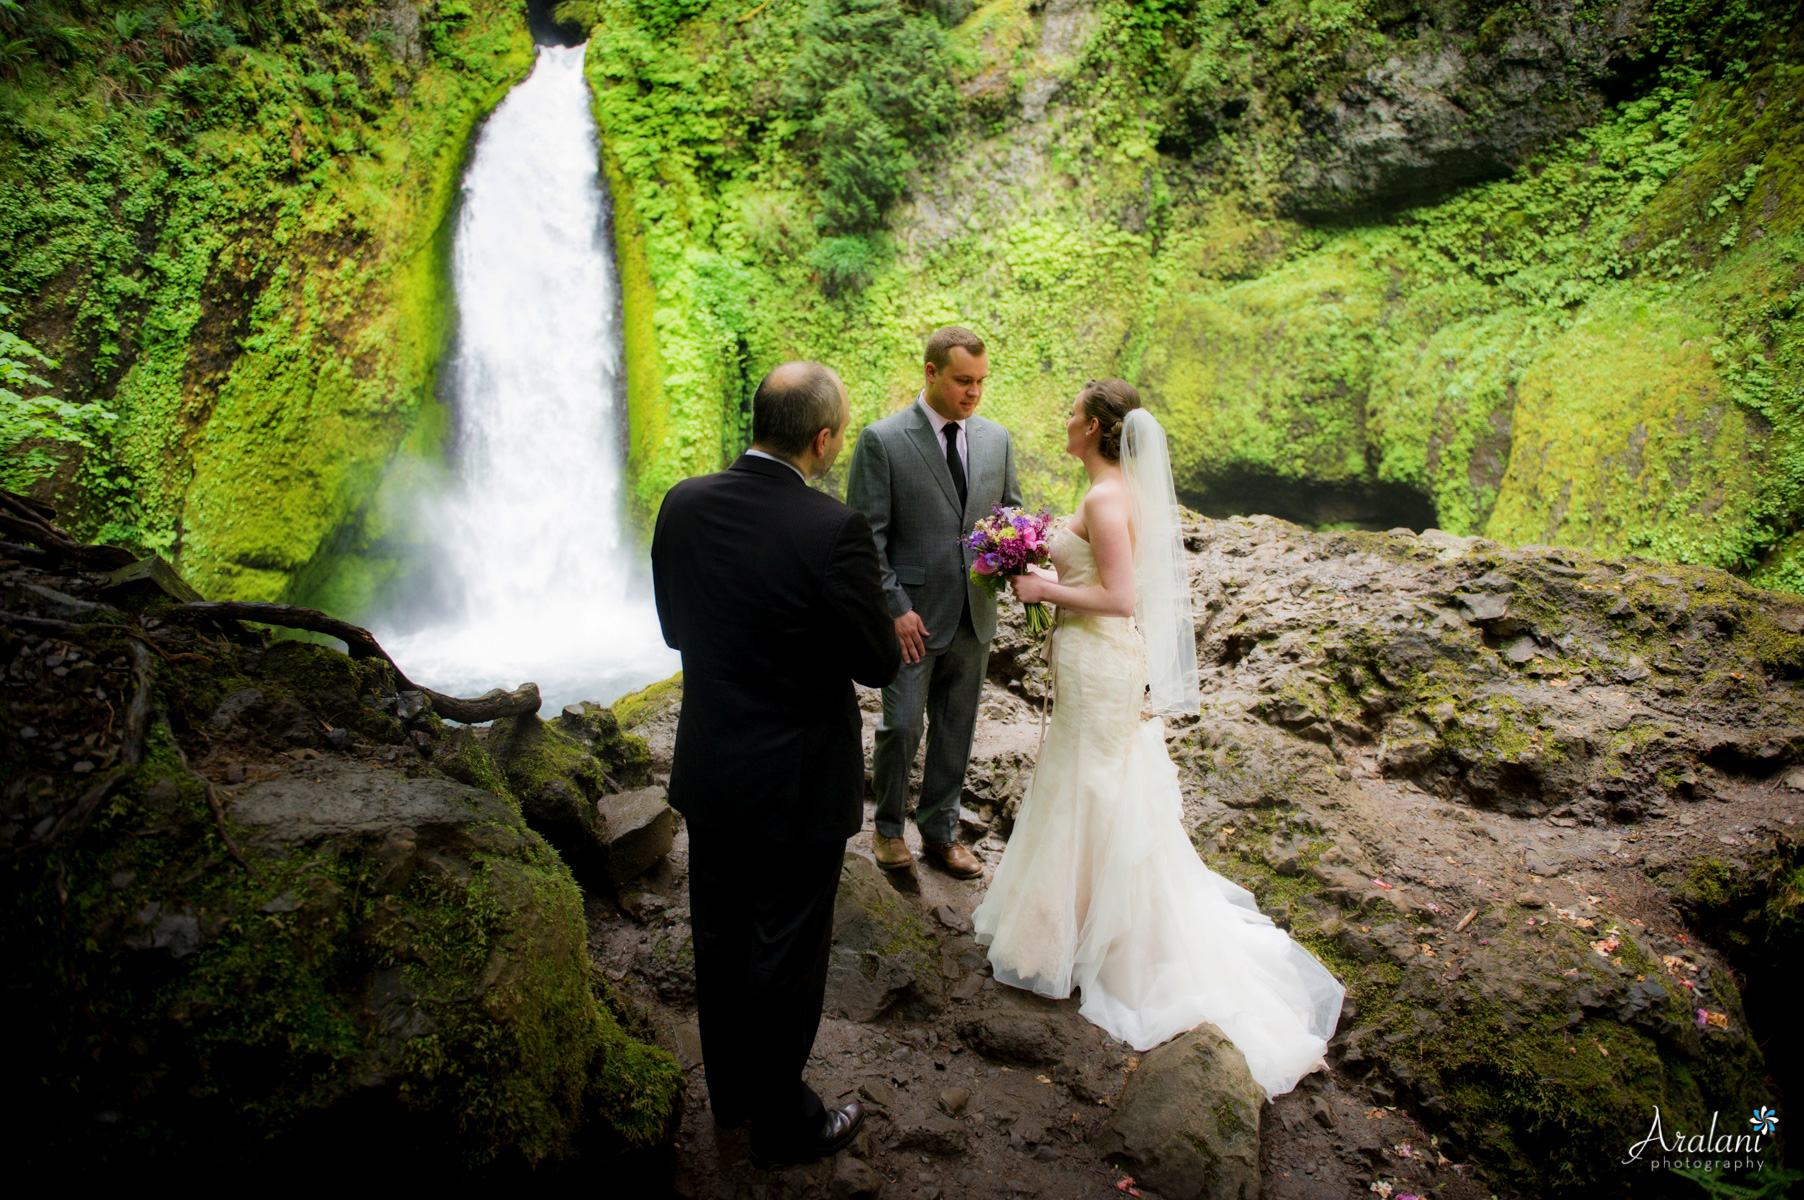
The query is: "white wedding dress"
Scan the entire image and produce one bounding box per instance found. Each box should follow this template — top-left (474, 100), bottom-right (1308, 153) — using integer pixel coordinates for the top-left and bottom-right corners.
top-left (971, 525), bottom-right (1345, 1099)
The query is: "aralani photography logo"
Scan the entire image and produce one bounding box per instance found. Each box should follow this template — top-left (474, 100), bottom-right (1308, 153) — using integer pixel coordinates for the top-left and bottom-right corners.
top-left (1623, 1104), bottom-right (1796, 1194)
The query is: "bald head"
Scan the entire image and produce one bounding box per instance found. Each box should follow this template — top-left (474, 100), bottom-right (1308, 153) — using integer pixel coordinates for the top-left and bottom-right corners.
top-left (752, 361), bottom-right (848, 459)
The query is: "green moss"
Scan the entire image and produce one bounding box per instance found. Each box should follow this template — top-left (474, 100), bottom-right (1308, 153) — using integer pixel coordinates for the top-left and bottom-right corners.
top-left (490, 706), bottom-right (651, 803)
top-left (574, 0), bottom-right (1804, 582)
top-left (2, 0), bottom-right (534, 602)
top-left (437, 726), bottom-right (515, 800)
top-left (608, 670), bottom-right (681, 730)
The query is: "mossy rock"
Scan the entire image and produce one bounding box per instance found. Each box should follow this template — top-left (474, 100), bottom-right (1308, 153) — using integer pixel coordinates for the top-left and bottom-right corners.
top-left (486, 705), bottom-right (654, 890)
top-left (0, 746), bottom-right (682, 1174)
top-left (825, 853), bottom-right (944, 1022)
top-left (610, 672), bottom-right (682, 730)
top-left (1, 564), bottom-right (681, 1178)
top-left (1157, 515), bottom-right (1792, 1196)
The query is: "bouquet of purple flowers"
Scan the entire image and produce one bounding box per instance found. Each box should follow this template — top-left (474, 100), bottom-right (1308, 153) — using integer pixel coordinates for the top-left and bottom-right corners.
top-left (966, 506), bottom-right (1055, 635)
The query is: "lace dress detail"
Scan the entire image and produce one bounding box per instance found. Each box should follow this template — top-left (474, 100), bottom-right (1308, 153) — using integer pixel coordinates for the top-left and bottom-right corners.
top-left (972, 527), bottom-right (1344, 1098)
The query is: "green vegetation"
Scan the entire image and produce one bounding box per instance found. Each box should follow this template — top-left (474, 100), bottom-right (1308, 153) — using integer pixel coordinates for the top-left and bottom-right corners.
top-left (574, 0), bottom-right (1804, 590)
top-left (0, 0), bottom-right (533, 603)
top-left (6, 0), bottom-right (1802, 607)
top-left (1, 285), bottom-right (113, 489)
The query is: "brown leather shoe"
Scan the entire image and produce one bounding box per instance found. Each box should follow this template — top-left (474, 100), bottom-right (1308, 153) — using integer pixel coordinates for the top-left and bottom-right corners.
top-left (923, 840), bottom-right (983, 879)
top-left (873, 834), bottom-right (913, 871)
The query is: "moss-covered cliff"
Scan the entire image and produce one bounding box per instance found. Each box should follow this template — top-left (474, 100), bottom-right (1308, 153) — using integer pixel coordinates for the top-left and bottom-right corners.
top-left (0, 0), bottom-right (534, 605)
top-left (5, 0), bottom-right (1800, 609)
top-left (576, 0), bottom-right (1804, 589)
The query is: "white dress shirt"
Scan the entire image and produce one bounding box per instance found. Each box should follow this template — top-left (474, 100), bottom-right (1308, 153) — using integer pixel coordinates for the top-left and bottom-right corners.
top-left (917, 393), bottom-right (968, 478)
top-left (745, 447), bottom-right (806, 481)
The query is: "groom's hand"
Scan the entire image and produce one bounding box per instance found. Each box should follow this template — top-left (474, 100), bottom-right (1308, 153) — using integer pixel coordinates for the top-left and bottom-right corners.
top-left (895, 611), bottom-right (929, 664)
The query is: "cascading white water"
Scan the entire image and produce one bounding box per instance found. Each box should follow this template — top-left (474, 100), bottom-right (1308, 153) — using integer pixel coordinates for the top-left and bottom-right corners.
top-left (380, 43), bottom-right (677, 715)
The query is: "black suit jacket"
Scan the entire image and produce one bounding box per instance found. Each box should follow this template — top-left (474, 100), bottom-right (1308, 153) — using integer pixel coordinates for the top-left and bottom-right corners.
top-left (651, 454), bottom-right (900, 843)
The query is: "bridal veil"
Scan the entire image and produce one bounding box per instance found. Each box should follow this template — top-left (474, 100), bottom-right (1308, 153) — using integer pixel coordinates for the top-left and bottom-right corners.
top-left (1121, 409), bottom-right (1200, 715)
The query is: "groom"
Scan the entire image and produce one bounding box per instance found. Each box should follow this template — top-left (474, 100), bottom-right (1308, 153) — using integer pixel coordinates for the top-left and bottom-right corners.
top-left (847, 326), bottom-right (1021, 879)
top-left (652, 361), bottom-right (899, 1162)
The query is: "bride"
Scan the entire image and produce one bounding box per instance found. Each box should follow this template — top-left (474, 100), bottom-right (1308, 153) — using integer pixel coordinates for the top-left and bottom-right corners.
top-left (970, 379), bottom-right (1345, 1099)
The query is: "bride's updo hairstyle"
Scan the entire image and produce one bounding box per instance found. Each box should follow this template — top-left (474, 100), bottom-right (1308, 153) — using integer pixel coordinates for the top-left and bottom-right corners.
top-left (1079, 379), bottom-right (1143, 461)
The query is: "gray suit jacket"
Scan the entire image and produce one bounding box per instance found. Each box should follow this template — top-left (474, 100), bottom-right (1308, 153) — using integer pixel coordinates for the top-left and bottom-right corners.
top-left (845, 400), bottom-right (1023, 651)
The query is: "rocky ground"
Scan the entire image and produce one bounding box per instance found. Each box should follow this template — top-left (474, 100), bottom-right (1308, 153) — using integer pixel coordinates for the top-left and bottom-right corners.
top-left (601, 515), bottom-right (1803, 1200)
top-left (5, 506), bottom-right (1799, 1195)
top-left (601, 686), bottom-right (1499, 1200)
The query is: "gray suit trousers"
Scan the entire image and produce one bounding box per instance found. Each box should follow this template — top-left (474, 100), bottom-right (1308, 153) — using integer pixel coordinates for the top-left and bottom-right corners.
top-left (872, 608), bottom-right (987, 844)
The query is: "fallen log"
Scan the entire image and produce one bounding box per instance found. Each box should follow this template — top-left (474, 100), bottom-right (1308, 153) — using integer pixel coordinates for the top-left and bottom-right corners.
top-left (169, 600), bottom-right (542, 723)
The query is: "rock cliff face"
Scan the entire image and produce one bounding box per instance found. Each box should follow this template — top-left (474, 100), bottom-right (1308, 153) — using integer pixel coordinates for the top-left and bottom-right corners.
top-left (4, 0), bottom-right (1800, 606)
top-left (584, 0), bottom-right (1804, 587)
top-left (1283, 0), bottom-right (1645, 214)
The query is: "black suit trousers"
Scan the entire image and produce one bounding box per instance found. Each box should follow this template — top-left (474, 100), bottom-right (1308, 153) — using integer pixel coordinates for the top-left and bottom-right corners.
top-left (689, 829), bottom-right (845, 1150)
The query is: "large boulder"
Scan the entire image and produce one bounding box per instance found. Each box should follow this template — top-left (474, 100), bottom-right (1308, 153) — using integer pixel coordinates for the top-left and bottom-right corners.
top-left (825, 854), bottom-right (943, 1021)
top-left (1094, 1025), bottom-right (1264, 1200)
top-left (0, 557), bottom-right (683, 1176)
top-left (599, 786), bottom-right (676, 887)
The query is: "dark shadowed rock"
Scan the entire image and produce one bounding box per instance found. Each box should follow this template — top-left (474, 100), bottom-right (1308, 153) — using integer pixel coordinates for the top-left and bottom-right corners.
top-left (832, 1154), bottom-right (884, 1198)
top-left (486, 706), bottom-right (654, 890)
top-left (956, 1006), bottom-right (1061, 1065)
top-left (1283, 0), bottom-right (1644, 213)
top-left (599, 786), bottom-right (676, 886)
top-left (826, 854), bottom-right (943, 1021)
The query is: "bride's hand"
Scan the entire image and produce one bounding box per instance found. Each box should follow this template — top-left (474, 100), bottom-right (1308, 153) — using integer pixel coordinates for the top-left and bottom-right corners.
top-left (1009, 565), bottom-right (1056, 604)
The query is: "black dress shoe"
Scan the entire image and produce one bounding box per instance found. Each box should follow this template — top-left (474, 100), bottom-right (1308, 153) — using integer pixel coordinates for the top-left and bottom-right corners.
top-left (752, 1100), bottom-right (866, 1165)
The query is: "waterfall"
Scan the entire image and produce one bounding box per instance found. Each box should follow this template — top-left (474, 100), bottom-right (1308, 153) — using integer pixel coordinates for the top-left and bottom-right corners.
top-left (380, 43), bottom-right (677, 716)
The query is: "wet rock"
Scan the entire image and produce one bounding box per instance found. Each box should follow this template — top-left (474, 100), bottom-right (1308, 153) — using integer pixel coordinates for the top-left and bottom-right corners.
top-left (858, 1077), bottom-right (902, 1111)
top-left (636, 925), bottom-right (697, 1004)
top-left (956, 1005), bottom-right (1060, 1065)
top-left (832, 1155), bottom-right (884, 1198)
top-left (101, 555), bottom-right (205, 606)
top-left (1095, 1025), bottom-right (1262, 1200)
top-left (487, 709), bottom-right (651, 890)
top-left (891, 1109), bottom-right (970, 1156)
top-left (210, 687), bottom-right (265, 729)
top-left (598, 786), bottom-right (676, 886)
top-left (932, 903), bottom-right (973, 934)
top-left (1009, 1116), bottom-right (1049, 1148)
top-left (826, 854), bottom-right (942, 1022)
top-left (1522, 846), bottom-right (1568, 877)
